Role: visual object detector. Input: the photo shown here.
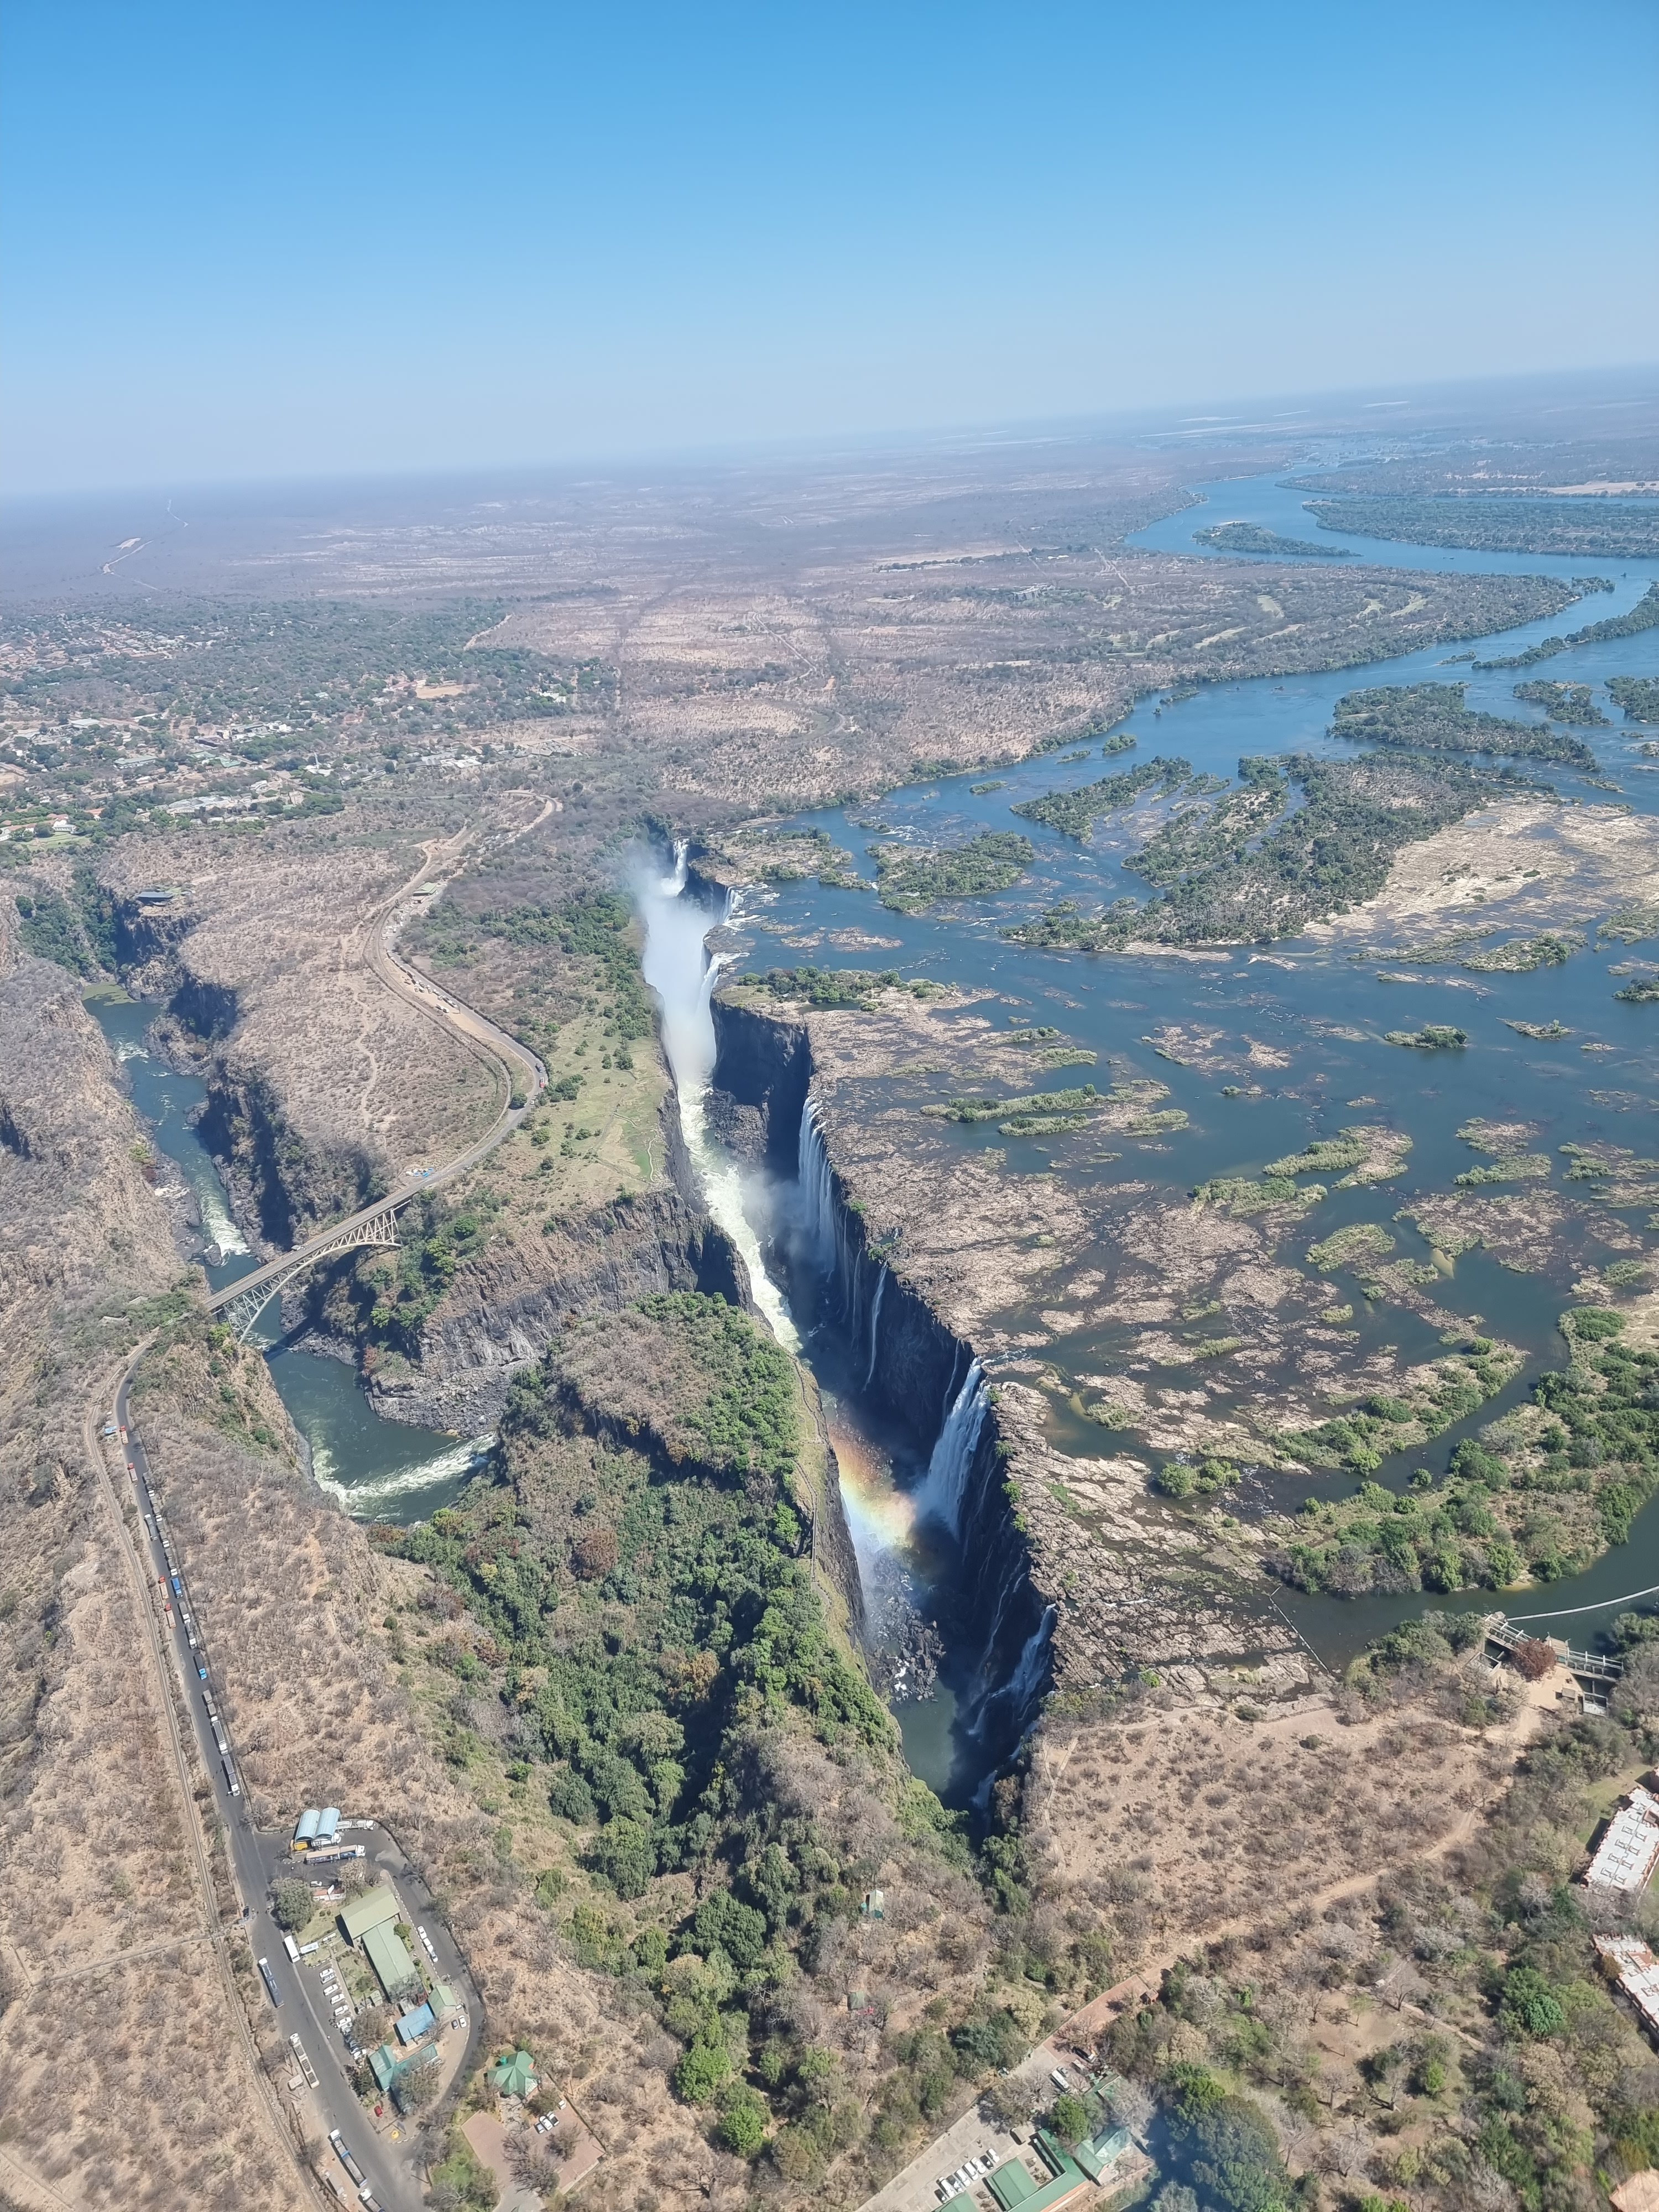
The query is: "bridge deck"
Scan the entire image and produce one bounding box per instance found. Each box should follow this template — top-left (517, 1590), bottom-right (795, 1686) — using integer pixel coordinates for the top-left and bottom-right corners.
top-left (1486, 1616), bottom-right (1624, 1682)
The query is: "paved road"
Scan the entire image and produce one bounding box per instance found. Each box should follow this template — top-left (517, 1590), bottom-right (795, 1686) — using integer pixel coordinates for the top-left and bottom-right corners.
top-left (114, 1370), bottom-right (442, 2212)
top-left (206, 840), bottom-right (546, 1324)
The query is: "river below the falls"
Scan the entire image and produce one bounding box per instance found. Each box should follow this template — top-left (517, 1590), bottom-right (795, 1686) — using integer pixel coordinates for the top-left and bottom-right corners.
top-left (85, 988), bottom-right (487, 1520)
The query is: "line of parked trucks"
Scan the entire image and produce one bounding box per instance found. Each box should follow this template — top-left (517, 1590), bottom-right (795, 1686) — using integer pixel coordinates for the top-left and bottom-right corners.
top-left (127, 1446), bottom-right (242, 1801)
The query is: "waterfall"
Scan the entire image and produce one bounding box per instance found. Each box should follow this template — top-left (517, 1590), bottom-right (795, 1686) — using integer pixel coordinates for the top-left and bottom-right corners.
top-left (919, 1360), bottom-right (988, 1537)
top-left (863, 1265), bottom-right (888, 1390)
top-left (978, 1605), bottom-right (1056, 1740)
top-left (939, 1344), bottom-right (962, 1425)
top-left (636, 854), bottom-right (799, 1351)
top-left (797, 1095), bottom-right (839, 1279)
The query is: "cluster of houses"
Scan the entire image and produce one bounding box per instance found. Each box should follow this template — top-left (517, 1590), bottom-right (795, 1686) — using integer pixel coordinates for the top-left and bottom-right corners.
top-left (1588, 1784), bottom-right (1659, 2037)
top-left (284, 1814), bottom-right (462, 2111)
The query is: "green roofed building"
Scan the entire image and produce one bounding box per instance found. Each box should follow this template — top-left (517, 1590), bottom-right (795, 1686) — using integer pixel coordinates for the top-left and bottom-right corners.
top-left (491, 2049), bottom-right (536, 2099)
top-left (362, 1921), bottom-right (420, 2000)
top-left (338, 1884), bottom-right (400, 1944)
top-left (985, 2132), bottom-right (1093, 2212)
top-left (987, 2160), bottom-right (1039, 2208)
top-left (1073, 2122), bottom-right (1132, 2182)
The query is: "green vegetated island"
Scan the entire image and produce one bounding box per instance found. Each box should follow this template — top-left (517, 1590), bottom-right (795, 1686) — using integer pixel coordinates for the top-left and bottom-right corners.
top-left (1006, 747), bottom-right (1531, 953)
top-left (1000, 660), bottom-right (1635, 957)
top-left (1192, 519), bottom-right (1352, 558)
top-left (1010, 753), bottom-right (1199, 839)
top-left (869, 830), bottom-right (1034, 912)
top-left (1474, 581), bottom-right (1659, 670)
top-left (1305, 494), bottom-right (1659, 560)
top-left (1329, 683), bottom-right (1597, 768)
top-left (1511, 680), bottom-right (1609, 726)
top-left (1610, 676), bottom-right (1659, 722)
top-left (1263, 1303), bottom-right (1659, 1598)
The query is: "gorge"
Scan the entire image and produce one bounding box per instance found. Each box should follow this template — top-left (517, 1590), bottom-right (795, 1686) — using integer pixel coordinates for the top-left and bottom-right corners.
top-left (638, 852), bottom-right (1057, 1803)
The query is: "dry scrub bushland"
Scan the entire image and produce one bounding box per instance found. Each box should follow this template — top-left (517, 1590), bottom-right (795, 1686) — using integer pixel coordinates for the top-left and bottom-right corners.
top-left (133, 1321), bottom-right (775, 2209)
top-left (1045, 1618), bottom-right (1659, 2211)
top-left (0, 911), bottom-right (306, 2211)
top-left (370, 1297), bottom-right (1070, 2204)
top-left (101, 830), bottom-right (499, 1243)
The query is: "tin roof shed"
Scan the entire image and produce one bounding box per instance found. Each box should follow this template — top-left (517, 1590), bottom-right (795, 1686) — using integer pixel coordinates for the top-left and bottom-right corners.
top-left (316, 1807), bottom-right (341, 1841)
top-left (396, 2001), bottom-right (436, 2044)
top-left (294, 1809), bottom-right (321, 1844)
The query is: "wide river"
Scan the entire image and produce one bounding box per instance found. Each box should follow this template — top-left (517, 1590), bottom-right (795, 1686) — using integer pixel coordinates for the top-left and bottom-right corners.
top-left (722, 467), bottom-right (1659, 1707)
top-left (91, 462), bottom-right (1659, 1794)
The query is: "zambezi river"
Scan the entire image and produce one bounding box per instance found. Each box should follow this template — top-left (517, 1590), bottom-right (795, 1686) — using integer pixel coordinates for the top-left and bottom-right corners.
top-left (664, 466), bottom-right (1659, 1797)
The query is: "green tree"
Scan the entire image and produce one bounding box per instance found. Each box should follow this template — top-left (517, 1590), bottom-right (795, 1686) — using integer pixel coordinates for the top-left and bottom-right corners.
top-left (717, 2083), bottom-right (770, 2156)
top-left (1047, 2091), bottom-right (1090, 2145)
top-left (587, 1815), bottom-right (655, 1900)
top-left (673, 2039), bottom-right (732, 2106)
top-left (272, 1879), bottom-right (313, 1932)
top-left (691, 1890), bottom-right (768, 1971)
top-left (1499, 1964), bottom-right (1565, 2039)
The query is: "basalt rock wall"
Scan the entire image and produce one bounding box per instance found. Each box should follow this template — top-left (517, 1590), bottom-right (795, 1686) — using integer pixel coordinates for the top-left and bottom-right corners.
top-left (112, 891), bottom-right (200, 985)
top-left (707, 997), bottom-right (812, 1177)
top-left (187, 1055), bottom-right (380, 1249)
top-left (356, 1190), bottom-right (749, 1432)
top-left (710, 990), bottom-right (1053, 1738)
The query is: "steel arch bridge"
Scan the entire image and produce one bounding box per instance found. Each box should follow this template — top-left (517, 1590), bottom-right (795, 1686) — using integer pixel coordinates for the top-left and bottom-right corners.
top-left (208, 1207), bottom-right (403, 1343)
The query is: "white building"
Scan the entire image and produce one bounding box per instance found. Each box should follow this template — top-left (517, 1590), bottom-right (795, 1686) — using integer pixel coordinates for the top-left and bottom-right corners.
top-left (1586, 1785), bottom-right (1659, 1894)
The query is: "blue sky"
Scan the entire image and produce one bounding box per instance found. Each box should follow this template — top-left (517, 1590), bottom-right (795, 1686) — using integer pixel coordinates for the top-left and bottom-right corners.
top-left (5, 0), bottom-right (1657, 494)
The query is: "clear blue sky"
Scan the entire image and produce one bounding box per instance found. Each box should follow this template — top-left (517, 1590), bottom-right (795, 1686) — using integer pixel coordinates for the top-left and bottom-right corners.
top-left (5, 0), bottom-right (1657, 494)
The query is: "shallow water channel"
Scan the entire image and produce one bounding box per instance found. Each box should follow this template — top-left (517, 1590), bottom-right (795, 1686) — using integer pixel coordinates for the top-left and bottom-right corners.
top-left (697, 468), bottom-right (1659, 1693)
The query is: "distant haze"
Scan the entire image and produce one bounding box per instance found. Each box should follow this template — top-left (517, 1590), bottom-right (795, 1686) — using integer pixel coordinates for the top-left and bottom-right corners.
top-left (4, 0), bottom-right (1658, 496)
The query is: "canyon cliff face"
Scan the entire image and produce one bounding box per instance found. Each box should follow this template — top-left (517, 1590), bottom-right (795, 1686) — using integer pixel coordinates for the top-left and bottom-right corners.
top-left (708, 986), bottom-right (1308, 1728)
top-left (709, 992), bottom-right (1056, 1739)
top-left (697, 992), bottom-right (811, 1175)
top-left (358, 1187), bottom-right (749, 1430)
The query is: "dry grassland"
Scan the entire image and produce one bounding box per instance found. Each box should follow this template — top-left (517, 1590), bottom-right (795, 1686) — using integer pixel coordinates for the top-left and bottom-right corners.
top-left (1028, 1683), bottom-right (1540, 1954)
top-left (492, 560), bottom-right (1578, 810)
top-left (1309, 797), bottom-right (1659, 952)
top-left (0, 909), bottom-right (307, 2212)
top-left (134, 1342), bottom-right (744, 2206)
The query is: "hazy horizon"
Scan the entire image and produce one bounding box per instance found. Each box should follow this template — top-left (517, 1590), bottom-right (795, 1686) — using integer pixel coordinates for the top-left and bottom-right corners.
top-left (4, 362), bottom-right (1658, 528)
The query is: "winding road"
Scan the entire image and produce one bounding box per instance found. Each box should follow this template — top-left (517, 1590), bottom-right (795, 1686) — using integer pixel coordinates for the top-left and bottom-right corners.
top-left (206, 834), bottom-right (546, 1329)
